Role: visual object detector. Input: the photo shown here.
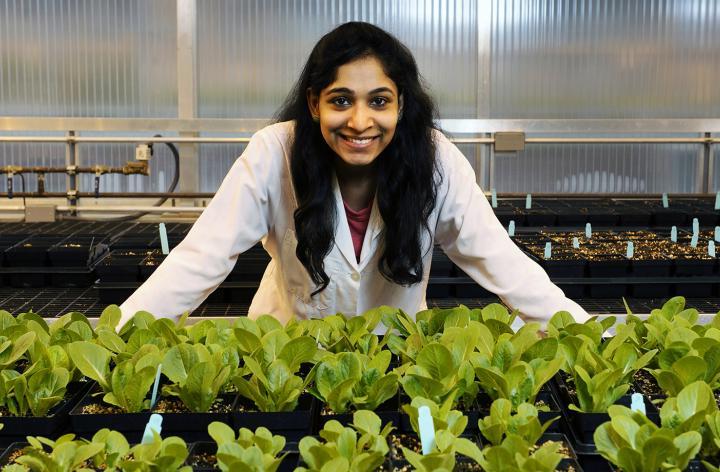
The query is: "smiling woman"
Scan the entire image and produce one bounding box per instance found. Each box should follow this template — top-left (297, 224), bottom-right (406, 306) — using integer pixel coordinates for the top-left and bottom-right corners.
top-left (117, 21), bottom-right (591, 329)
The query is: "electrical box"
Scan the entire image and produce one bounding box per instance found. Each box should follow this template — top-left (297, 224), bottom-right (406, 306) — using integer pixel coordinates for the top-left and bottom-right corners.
top-left (494, 132), bottom-right (526, 152)
top-left (25, 204), bottom-right (56, 222)
top-left (135, 144), bottom-right (152, 161)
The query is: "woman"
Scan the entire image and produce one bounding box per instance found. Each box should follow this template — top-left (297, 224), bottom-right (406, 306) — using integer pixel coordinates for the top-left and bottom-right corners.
top-left (118, 22), bottom-right (590, 328)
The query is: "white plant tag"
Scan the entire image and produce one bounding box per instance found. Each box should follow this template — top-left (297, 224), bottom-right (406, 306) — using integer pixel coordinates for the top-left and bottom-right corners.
top-left (691, 233), bottom-right (699, 248)
top-left (671, 226), bottom-right (677, 243)
top-left (692, 218), bottom-right (700, 236)
top-left (159, 223), bottom-right (170, 255)
top-left (572, 237), bottom-right (579, 249)
top-left (491, 189), bottom-right (497, 208)
top-left (544, 242), bottom-right (552, 260)
top-left (715, 226), bottom-right (720, 242)
top-left (508, 220), bottom-right (515, 237)
top-left (709, 241), bottom-right (716, 258)
top-left (661, 193), bottom-right (669, 208)
top-left (715, 191), bottom-right (720, 210)
top-left (418, 406), bottom-right (436, 455)
top-left (585, 223), bottom-right (592, 239)
top-left (626, 241), bottom-right (634, 259)
top-left (630, 393), bottom-right (646, 415)
top-left (525, 193), bottom-right (532, 210)
top-left (141, 414), bottom-right (163, 444)
top-left (150, 364), bottom-right (162, 409)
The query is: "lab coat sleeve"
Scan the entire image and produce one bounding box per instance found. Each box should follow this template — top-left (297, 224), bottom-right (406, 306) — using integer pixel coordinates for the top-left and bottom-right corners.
top-left (117, 127), bottom-right (282, 327)
top-left (433, 136), bottom-right (591, 324)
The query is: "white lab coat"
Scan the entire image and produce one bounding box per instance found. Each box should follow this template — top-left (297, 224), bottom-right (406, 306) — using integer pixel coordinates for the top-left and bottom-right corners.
top-left (118, 121), bottom-right (590, 327)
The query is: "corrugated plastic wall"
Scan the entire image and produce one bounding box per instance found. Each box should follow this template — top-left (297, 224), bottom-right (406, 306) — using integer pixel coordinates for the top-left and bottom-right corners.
top-left (1, 0), bottom-right (719, 194)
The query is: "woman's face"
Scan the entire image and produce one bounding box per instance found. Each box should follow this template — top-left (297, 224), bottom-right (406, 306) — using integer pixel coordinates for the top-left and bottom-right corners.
top-left (308, 56), bottom-right (402, 168)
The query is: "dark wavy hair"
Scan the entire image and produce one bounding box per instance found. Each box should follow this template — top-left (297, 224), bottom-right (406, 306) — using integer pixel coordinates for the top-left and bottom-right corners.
top-left (275, 22), bottom-right (440, 295)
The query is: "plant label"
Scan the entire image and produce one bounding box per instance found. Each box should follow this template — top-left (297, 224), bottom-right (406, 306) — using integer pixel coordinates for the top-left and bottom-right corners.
top-left (630, 393), bottom-right (646, 415)
top-left (544, 242), bottom-right (552, 260)
top-left (691, 233), bottom-right (699, 248)
top-left (585, 223), bottom-right (592, 239)
top-left (709, 241), bottom-right (716, 258)
top-left (418, 405), bottom-right (436, 455)
top-left (572, 237), bottom-right (579, 249)
top-left (491, 189), bottom-right (497, 208)
top-left (159, 223), bottom-right (170, 255)
top-left (692, 218), bottom-right (699, 236)
top-left (715, 226), bottom-right (720, 242)
top-left (150, 363), bottom-right (163, 409)
top-left (141, 414), bottom-right (163, 444)
top-left (626, 241), bottom-right (634, 259)
top-left (715, 191), bottom-right (720, 210)
top-left (525, 193), bottom-right (532, 209)
top-left (671, 226), bottom-right (678, 243)
top-left (662, 193), bottom-right (669, 208)
top-left (508, 220), bottom-right (515, 237)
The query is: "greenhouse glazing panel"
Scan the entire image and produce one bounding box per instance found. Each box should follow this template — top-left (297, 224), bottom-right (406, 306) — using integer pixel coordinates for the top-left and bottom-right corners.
top-left (0, 0), bottom-right (177, 117)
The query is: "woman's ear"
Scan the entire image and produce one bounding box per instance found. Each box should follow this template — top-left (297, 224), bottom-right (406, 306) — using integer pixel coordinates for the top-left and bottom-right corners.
top-left (398, 94), bottom-right (404, 121)
top-left (306, 88), bottom-right (320, 121)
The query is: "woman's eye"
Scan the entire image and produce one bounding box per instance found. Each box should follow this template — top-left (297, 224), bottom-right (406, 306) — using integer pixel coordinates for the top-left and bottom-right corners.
top-left (370, 97), bottom-right (388, 107)
top-left (331, 97), bottom-right (351, 106)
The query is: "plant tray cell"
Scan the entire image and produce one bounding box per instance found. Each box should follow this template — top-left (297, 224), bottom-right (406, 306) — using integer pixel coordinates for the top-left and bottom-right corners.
top-left (675, 259), bottom-right (716, 277)
top-left (525, 213), bottom-right (557, 227)
top-left (69, 384), bottom-right (152, 437)
top-left (630, 283), bottom-right (672, 298)
top-left (316, 396), bottom-right (400, 433)
top-left (230, 394), bottom-right (317, 442)
top-left (629, 260), bottom-right (672, 277)
top-left (0, 381), bottom-right (90, 445)
top-left (187, 442), bottom-right (300, 472)
top-left (0, 443), bottom-right (28, 468)
top-left (155, 394), bottom-right (238, 442)
top-left (542, 259), bottom-right (587, 278)
top-left (587, 259), bottom-right (630, 277)
top-left (589, 283), bottom-right (628, 298)
top-left (674, 282), bottom-right (716, 298)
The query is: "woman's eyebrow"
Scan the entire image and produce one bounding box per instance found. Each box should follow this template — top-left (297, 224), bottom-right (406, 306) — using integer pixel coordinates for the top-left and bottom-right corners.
top-left (326, 86), bottom-right (395, 96)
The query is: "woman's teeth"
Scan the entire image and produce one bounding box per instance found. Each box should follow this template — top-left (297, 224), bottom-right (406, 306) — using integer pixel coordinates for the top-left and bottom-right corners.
top-left (344, 136), bottom-right (375, 144)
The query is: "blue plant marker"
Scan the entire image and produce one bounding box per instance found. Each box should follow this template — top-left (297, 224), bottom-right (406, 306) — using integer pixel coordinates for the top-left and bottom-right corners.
top-left (141, 414), bottom-right (163, 444)
top-left (692, 218), bottom-right (699, 236)
top-left (150, 364), bottom-right (162, 409)
top-left (572, 237), bottom-right (579, 249)
top-left (715, 191), bottom-right (720, 210)
top-left (159, 223), bottom-right (170, 255)
top-left (544, 242), bottom-right (552, 260)
top-left (508, 220), bottom-right (515, 237)
top-left (691, 233), bottom-right (699, 248)
top-left (715, 226), bottom-right (720, 242)
top-left (709, 241), bottom-right (716, 258)
top-left (626, 241), bottom-right (634, 259)
top-left (671, 226), bottom-right (677, 243)
top-left (525, 193), bottom-right (532, 210)
top-left (585, 223), bottom-right (592, 239)
top-left (630, 393), bottom-right (646, 415)
top-left (491, 189), bottom-right (497, 208)
top-left (661, 193), bottom-right (669, 208)
top-left (418, 406), bottom-right (436, 455)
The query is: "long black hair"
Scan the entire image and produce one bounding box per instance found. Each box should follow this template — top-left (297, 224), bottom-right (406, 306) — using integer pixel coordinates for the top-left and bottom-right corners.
top-left (275, 22), bottom-right (440, 295)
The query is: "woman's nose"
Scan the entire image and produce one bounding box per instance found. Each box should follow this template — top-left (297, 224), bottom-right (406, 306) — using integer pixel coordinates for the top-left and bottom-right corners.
top-left (347, 105), bottom-right (373, 131)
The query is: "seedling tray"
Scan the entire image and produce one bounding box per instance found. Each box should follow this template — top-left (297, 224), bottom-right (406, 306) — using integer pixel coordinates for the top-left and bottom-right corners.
top-left (230, 394), bottom-right (317, 442)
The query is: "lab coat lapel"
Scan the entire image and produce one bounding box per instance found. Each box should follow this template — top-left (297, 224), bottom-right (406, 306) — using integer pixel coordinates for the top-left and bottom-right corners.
top-left (332, 174), bottom-right (360, 269)
top-left (358, 197), bottom-right (384, 270)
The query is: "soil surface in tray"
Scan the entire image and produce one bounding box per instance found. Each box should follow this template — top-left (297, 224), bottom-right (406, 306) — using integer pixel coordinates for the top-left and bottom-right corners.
top-left (153, 397), bottom-right (233, 414)
top-left (188, 451), bottom-right (217, 469)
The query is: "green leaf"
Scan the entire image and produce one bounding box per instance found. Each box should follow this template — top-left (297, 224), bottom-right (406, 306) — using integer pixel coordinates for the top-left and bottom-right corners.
top-left (67, 341), bottom-right (111, 390)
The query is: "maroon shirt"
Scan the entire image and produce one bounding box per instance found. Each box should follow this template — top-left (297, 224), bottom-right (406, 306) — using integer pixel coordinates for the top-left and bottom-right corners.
top-left (343, 200), bottom-right (372, 262)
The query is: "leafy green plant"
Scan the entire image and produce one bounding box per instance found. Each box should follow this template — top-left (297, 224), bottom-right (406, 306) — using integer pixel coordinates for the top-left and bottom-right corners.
top-left (0, 366), bottom-right (70, 417)
top-left (401, 395), bottom-right (468, 438)
top-left (472, 323), bottom-right (563, 409)
top-left (702, 410), bottom-right (720, 471)
top-left (478, 399), bottom-right (558, 447)
top-left (300, 307), bottom-right (391, 356)
top-left (2, 433), bottom-right (106, 472)
top-left (0, 331), bottom-right (36, 370)
top-left (297, 410), bottom-right (392, 471)
top-left (207, 421), bottom-right (287, 472)
top-left (399, 325), bottom-right (480, 407)
top-left (401, 429), bottom-right (482, 472)
top-left (118, 432), bottom-right (191, 472)
top-left (233, 329), bottom-right (317, 412)
top-left (308, 350), bottom-right (398, 414)
top-left (477, 435), bottom-right (565, 472)
top-left (161, 343), bottom-right (236, 412)
top-left (67, 341), bottom-right (162, 413)
top-left (594, 405), bottom-right (702, 471)
top-left (648, 331), bottom-right (720, 396)
top-left (558, 323), bottom-right (656, 413)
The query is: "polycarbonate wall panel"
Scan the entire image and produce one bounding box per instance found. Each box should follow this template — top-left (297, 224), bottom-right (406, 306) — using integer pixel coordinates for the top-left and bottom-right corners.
top-left (0, 134), bottom-right (65, 193)
top-left (494, 143), bottom-right (702, 193)
top-left (197, 0), bottom-right (478, 119)
top-left (198, 142), bottom-right (248, 192)
top-left (0, 0), bottom-right (177, 117)
top-left (489, 0), bottom-right (720, 118)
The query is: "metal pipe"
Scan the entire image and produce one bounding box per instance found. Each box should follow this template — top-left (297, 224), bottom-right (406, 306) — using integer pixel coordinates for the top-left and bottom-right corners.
top-left (0, 192), bottom-right (214, 198)
top-left (54, 206), bottom-right (204, 213)
top-left (0, 135), bottom-right (718, 144)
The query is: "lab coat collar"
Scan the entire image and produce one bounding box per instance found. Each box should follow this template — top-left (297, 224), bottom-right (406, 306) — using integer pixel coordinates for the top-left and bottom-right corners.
top-left (332, 173), bottom-right (384, 271)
